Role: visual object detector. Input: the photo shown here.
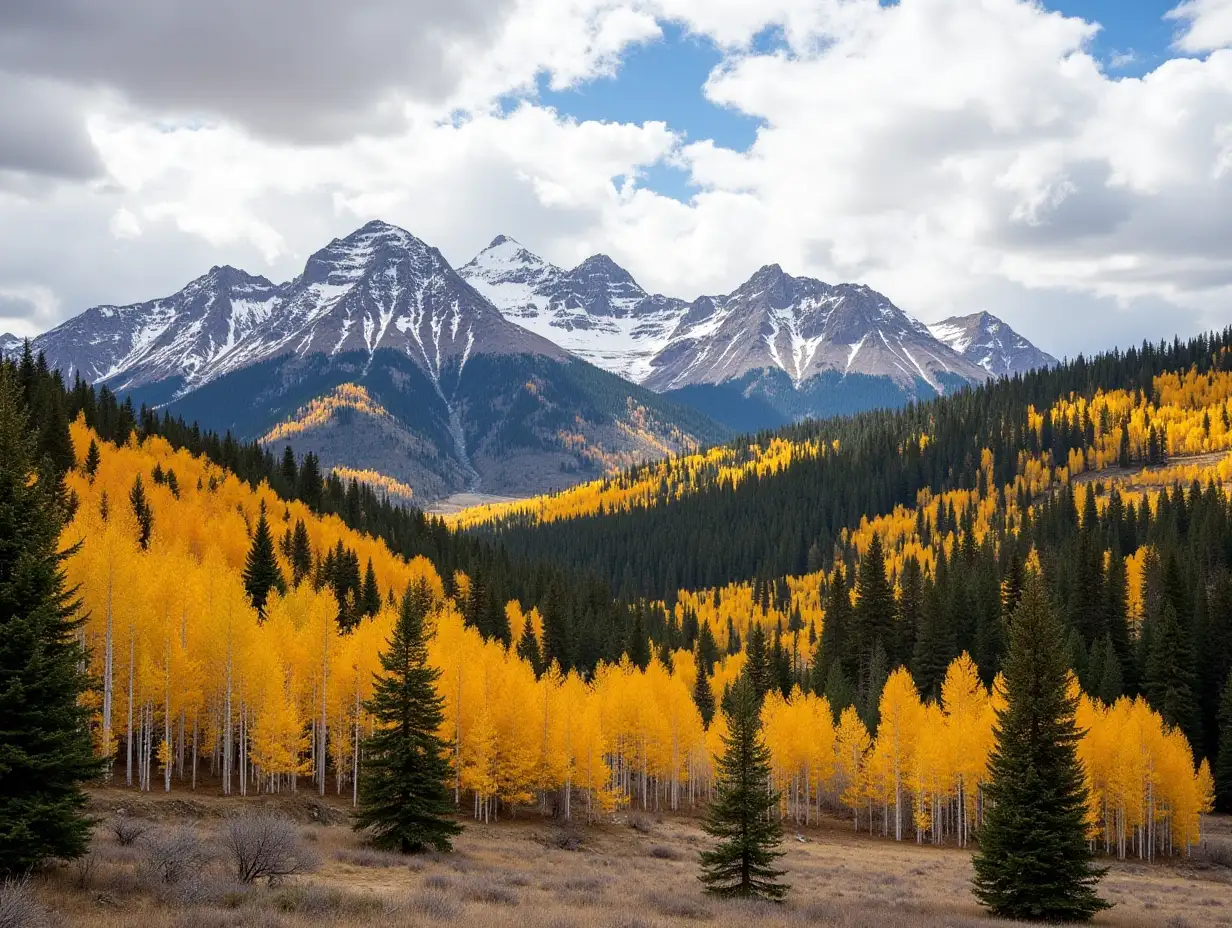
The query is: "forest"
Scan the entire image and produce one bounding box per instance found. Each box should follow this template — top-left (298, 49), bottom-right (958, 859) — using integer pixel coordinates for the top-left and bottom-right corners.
top-left (4, 332), bottom-right (1232, 925)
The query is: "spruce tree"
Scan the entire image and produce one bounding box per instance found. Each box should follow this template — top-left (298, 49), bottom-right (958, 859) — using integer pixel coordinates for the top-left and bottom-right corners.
top-left (0, 368), bottom-right (101, 875)
top-left (83, 438), bottom-right (101, 481)
top-left (354, 581), bottom-right (461, 853)
top-left (972, 574), bottom-right (1109, 922)
top-left (1144, 603), bottom-right (1200, 747)
top-left (698, 676), bottom-right (786, 900)
top-left (129, 474), bottom-right (152, 549)
top-left (361, 558), bottom-right (381, 618)
top-left (242, 500), bottom-right (285, 620)
top-left (1216, 672), bottom-right (1232, 814)
top-left (289, 519), bottom-right (313, 587)
top-left (693, 660), bottom-right (716, 728)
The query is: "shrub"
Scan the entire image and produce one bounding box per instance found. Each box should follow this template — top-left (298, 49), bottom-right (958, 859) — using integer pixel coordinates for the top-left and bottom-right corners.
top-left (627, 811), bottom-right (652, 833)
top-left (222, 813), bottom-right (319, 885)
top-left (648, 844), bottom-right (679, 860)
top-left (402, 887), bottom-right (462, 921)
top-left (111, 813), bottom-right (151, 846)
top-left (0, 876), bottom-right (49, 928)
top-left (462, 878), bottom-right (519, 905)
top-left (143, 826), bottom-right (213, 885)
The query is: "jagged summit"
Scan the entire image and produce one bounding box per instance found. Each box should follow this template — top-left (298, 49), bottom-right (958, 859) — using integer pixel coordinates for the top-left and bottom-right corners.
top-left (929, 312), bottom-right (1058, 378)
top-left (28, 221), bottom-right (563, 395)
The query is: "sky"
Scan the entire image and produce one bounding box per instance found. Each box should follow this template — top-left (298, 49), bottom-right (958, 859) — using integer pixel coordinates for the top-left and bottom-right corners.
top-left (2, 0), bottom-right (1232, 360)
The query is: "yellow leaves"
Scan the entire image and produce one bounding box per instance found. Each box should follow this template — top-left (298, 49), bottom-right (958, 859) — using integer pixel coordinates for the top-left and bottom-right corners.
top-left (260, 384), bottom-right (389, 443)
top-left (330, 467), bottom-right (414, 500)
top-left (448, 435), bottom-right (828, 529)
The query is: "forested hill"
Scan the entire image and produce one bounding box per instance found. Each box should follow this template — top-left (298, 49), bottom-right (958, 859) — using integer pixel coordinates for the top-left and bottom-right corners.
top-left (469, 330), bottom-right (1232, 597)
top-left (4, 342), bottom-right (647, 672)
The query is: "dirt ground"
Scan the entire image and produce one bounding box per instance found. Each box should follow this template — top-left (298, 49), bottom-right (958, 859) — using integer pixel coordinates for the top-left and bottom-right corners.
top-left (20, 787), bottom-right (1232, 928)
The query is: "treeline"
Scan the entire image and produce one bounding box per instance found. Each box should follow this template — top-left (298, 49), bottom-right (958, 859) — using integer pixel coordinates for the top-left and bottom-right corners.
top-left (480, 330), bottom-right (1232, 598)
top-left (5, 344), bottom-right (657, 674)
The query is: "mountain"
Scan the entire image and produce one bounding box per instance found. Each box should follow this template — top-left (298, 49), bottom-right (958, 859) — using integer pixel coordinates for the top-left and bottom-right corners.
top-left (928, 311), bottom-right (1059, 377)
top-left (461, 242), bottom-right (1055, 428)
top-left (27, 222), bottom-right (727, 502)
top-left (0, 333), bottom-right (22, 357)
top-left (459, 235), bottom-right (685, 383)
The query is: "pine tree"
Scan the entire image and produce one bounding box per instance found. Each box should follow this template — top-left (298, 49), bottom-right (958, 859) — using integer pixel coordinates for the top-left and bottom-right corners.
top-left (627, 606), bottom-right (650, 670)
top-left (83, 438), bottom-right (101, 481)
top-left (1216, 672), bottom-right (1232, 814)
top-left (744, 624), bottom-right (772, 699)
top-left (972, 574), bottom-right (1109, 922)
top-left (242, 500), bottom-right (285, 620)
top-left (289, 519), bottom-right (313, 587)
top-left (1145, 604), bottom-right (1200, 748)
top-left (854, 533), bottom-right (895, 683)
top-left (0, 368), bottom-right (101, 875)
top-left (693, 660), bottom-right (716, 728)
top-left (353, 581), bottom-right (461, 853)
top-left (360, 558), bottom-right (381, 618)
top-left (698, 676), bottom-right (787, 901)
top-left (129, 474), bottom-right (152, 549)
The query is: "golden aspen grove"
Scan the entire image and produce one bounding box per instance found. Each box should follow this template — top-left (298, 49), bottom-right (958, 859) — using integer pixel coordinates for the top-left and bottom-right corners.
top-left (60, 417), bottom-right (1214, 859)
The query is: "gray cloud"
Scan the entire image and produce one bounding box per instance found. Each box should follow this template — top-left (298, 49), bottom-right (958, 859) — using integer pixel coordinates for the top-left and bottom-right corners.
top-left (0, 73), bottom-right (102, 180)
top-left (0, 0), bottom-right (519, 142)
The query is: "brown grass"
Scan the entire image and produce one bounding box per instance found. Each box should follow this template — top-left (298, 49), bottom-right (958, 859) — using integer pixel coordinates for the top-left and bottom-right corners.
top-left (24, 788), bottom-right (1232, 927)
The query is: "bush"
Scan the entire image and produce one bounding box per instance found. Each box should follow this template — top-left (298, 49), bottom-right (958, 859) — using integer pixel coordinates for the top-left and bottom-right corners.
top-left (627, 811), bottom-right (652, 833)
top-left (143, 826), bottom-right (213, 885)
top-left (111, 813), bottom-right (151, 846)
top-left (0, 876), bottom-right (49, 928)
top-left (402, 887), bottom-right (462, 921)
top-left (462, 878), bottom-right (519, 905)
top-left (648, 844), bottom-right (679, 860)
top-left (222, 813), bottom-right (319, 885)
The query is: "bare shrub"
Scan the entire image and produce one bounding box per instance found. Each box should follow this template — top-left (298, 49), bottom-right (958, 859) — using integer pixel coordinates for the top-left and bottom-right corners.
top-left (0, 876), bottom-right (49, 928)
top-left (648, 843), bottom-right (680, 860)
top-left (333, 846), bottom-right (403, 868)
top-left (643, 888), bottom-right (711, 920)
top-left (627, 811), bottom-right (652, 833)
top-left (402, 887), bottom-right (462, 921)
top-left (268, 883), bottom-right (383, 917)
top-left (423, 873), bottom-right (454, 891)
top-left (462, 877), bottom-right (519, 905)
top-left (143, 826), bottom-right (213, 885)
top-left (222, 813), bottom-right (319, 885)
top-left (72, 850), bottom-right (97, 889)
top-left (110, 813), bottom-right (151, 846)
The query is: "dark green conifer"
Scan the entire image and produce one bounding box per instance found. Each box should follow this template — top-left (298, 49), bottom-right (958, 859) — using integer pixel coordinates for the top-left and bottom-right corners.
top-left (242, 500), bottom-right (286, 620)
top-left (361, 558), bottom-right (382, 618)
top-left (1145, 603), bottom-right (1200, 747)
top-left (698, 676), bottom-right (786, 901)
top-left (0, 368), bottom-right (101, 875)
top-left (83, 438), bottom-right (101, 481)
top-left (693, 659), bottom-right (716, 728)
top-left (289, 519), bottom-right (313, 587)
top-left (972, 575), bottom-right (1110, 922)
top-left (354, 581), bottom-right (461, 853)
top-left (129, 474), bottom-right (152, 549)
top-left (1216, 672), bottom-right (1232, 813)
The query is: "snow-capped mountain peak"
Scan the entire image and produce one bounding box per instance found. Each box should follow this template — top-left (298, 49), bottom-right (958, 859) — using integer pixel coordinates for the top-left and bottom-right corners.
top-left (928, 312), bottom-right (1058, 378)
top-left (27, 221), bottom-right (563, 397)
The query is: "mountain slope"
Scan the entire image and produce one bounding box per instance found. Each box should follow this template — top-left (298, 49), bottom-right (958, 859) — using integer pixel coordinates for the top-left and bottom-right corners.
top-left (929, 312), bottom-right (1058, 377)
top-left (462, 241), bottom-right (1054, 426)
top-left (28, 222), bottom-right (727, 502)
top-left (459, 235), bottom-right (684, 383)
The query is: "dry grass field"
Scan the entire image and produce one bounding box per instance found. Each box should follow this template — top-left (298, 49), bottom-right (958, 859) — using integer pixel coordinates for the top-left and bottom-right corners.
top-left (13, 788), bottom-right (1232, 928)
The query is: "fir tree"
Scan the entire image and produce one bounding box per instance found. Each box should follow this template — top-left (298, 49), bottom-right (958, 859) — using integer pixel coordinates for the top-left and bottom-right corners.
top-left (289, 519), bottom-right (313, 587)
top-left (129, 474), bottom-right (152, 549)
top-left (698, 676), bottom-right (787, 901)
top-left (0, 368), bottom-right (101, 875)
top-left (242, 500), bottom-right (286, 620)
top-left (361, 558), bottom-right (382, 618)
top-left (854, 533), bottom-right (895, 683)
top-left (1145, 604), bottom-right (1200, 747)
top-left (972, 574), bottom-right (1109, 922)
top-left (83, 438), bottom-right (101, 481)
top-left (693, 660), bottom-right (716, 728)
top-left (627, 606), bottom-right (650, 670)
top-left (516, 626), bottom-right (543, 677)
top-left (1216, 672), bottom-right (1232, 814)
top-left (354, 581), bottom-right (461, 853)
top-left (744, 624), bottom-right (772, 699)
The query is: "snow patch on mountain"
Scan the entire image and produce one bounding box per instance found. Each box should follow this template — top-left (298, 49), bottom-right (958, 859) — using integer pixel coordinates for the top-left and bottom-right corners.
top-left (928, 311), bottom-right (1058, 378)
